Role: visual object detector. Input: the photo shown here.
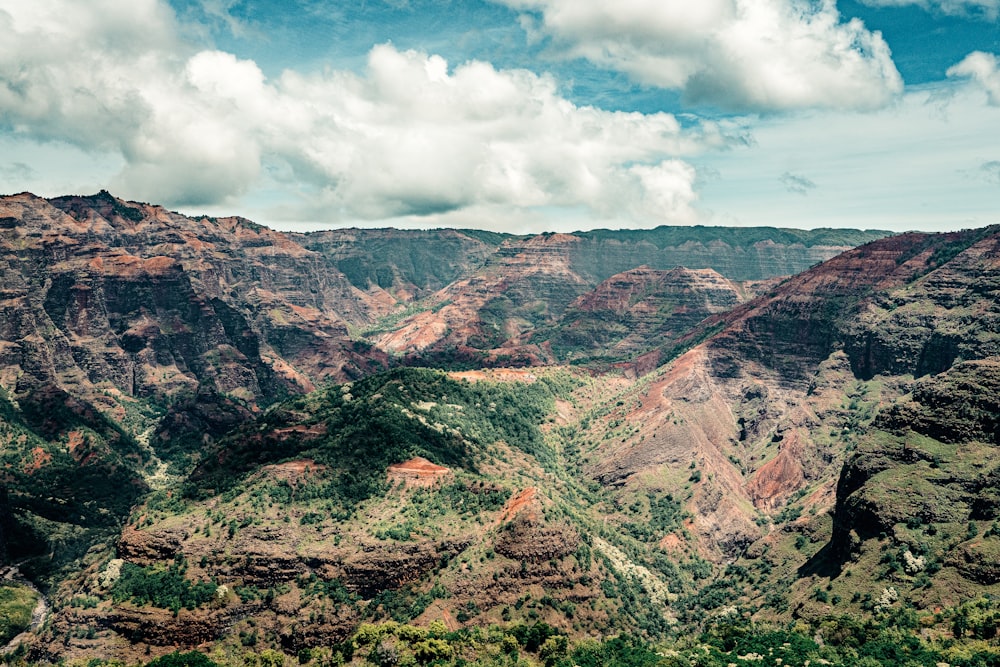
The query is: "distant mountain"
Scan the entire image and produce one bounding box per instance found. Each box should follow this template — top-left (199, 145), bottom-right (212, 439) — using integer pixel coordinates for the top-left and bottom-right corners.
top-left (0, 192), bottom-right (886, 409)
top-left (352, 229), bottom-right (884, 365)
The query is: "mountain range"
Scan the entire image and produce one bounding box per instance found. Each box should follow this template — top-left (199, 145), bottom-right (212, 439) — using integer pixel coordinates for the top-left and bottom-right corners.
top-left (2, 191), bottom-right (1000, 667)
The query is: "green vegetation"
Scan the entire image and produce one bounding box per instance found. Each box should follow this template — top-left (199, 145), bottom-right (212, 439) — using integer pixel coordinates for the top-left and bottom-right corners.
top-left (18, 612), bottom-right (1000, 667)
top-left (145, 652), bottom-right (220, 667)
top-left (0, 387), bottom-right (150, 586)
top-left (186, 367), bottom-right (570, 507)
top-left (92, 190), bottom-right (145, 222)
top-left (111, 559), bottom-right (217, 614)
top-left (0, 584), bottom-right (38, 645)
top-left (622, 492), bottom-right (686, 543)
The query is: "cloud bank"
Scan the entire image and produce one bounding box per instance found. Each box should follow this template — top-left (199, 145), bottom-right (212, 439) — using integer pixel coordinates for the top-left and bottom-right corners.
top-left (0, 0), bottom-right (734, 227)
top-left (497, 0), bottom-right (903, 111)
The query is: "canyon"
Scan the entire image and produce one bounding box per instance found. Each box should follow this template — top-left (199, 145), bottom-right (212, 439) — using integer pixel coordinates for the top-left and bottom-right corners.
top-left (1, 192), bottom-right (999, 665)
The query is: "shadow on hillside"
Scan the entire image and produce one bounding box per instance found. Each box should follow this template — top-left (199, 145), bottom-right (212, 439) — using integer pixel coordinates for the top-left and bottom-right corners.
top-left (797, 541), bottom-right (845, 580)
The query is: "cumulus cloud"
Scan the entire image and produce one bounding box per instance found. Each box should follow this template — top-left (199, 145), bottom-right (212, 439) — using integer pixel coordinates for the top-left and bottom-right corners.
top-left (948, 51), bottom-right (1000, 105)
top-left (858, 0), bottom-right (999, 19)
top-left (495, 0), bottom-right (903, 112)
top-left (0, 0), bottom-right (724, 227)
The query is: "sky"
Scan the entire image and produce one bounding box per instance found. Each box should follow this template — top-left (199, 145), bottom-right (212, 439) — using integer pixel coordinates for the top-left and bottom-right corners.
top-left (0, 0), bottom-right (998, 234)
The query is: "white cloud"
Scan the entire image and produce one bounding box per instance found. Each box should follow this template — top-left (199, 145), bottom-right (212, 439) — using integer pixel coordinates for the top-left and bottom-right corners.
top-left (947, 51), bottom-right (1000, 105)
top-left (858, 0), bottom-right (999, 19)
top-left (692, 82), bottom-right (1000, 231)
top-left (495, 0), bottom-right (903, 112)
top-left (0, 0), bottom-right (725, 229)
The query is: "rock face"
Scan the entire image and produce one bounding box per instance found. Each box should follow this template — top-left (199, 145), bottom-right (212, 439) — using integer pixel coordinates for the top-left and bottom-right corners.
top-left (0, 191), bottom-right (392, 597)
top-left (493, 487), bottom-right (580, 562)
top-left (694, 227), bottom-right (1000, 386)
top-left (0, 191), bottom-right (886, 387)
top-left (540, 266), bottom-right (751, 360)
top-left (0, 191), bottom-right (389, 410)
top-left (831, 358), bottom-right (1000, 550)
top-left (292, 227), bottom-right (503, 301)
top-left (372, 233), bottom-right (592, 362)
top-left (578, 226), bottom-right (1000, 567)
top-left (366, 232), bottom-right (872, 364)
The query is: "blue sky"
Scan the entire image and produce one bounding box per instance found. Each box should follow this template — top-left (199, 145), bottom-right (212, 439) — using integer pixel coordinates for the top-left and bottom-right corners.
top-left (0, 0), bottom-right (998, 233)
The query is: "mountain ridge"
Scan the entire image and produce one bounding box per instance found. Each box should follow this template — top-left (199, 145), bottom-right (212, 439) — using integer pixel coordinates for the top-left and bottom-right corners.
top-left (8, 191), bottom-right (1000, 666)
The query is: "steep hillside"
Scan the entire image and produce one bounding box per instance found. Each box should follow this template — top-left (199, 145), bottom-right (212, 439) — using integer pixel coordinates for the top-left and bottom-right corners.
top-left (0, 192), bottom-right (389, 409)
top-left (31, 368), bottom-right (677, 663)
top-left (0, 191), bottom-right (391, 596)
top-left (564, 225), bottom-right (1000, 626)
top-left (292, 228), bottom-right (508, 301)
top-left (370, 233), bottom-right (592, 365)
top-left (534, 266), bottom-right (765, 362)
top-left (0, 385), bottom-right (149, 586)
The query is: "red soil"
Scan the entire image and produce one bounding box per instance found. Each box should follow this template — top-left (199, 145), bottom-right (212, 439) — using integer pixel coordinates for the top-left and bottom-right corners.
top-left (497, 487), bottom-right (540, 523)
top-left (387, 456), bottom-right (451, 488)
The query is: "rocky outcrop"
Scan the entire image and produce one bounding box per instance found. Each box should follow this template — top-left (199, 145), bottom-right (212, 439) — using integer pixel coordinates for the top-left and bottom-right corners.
top-left (680, 229), bottom-right (994, 387)
top-left (0, 191), bottom-right (389, 411)
top-left (388, 457), bottom-right (452, 488)
top-left (293, 227), bottom-right (502, 300)
top-left (340, 539), bottom-right (472, 597)
top-left (877, 360), bottom-right (1000, 444)
top-left (493, 488), bottom-right (580, 562)
top-left (540, 266), bottom-right (750, 360)
top-left (842, 230), bottom-right (1000, 379)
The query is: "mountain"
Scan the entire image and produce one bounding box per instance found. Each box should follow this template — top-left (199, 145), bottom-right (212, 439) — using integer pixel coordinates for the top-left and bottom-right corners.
top-left (13, 190), bottom-right (1000, 666)
top-left (359, 230), bottom-right (878, 365)
top-left (291, 228), bottom-right (508, 301)
top-left (563, 225), bottom-right (1000, 624)
top-left (0, 191), bottom-right (390, 598)
top-left (27, 215), bottom-right (1000, 663)
top-left (534, 265), bottom-right (769, 363)
top-left (0, 192), bottom-right (390, 406)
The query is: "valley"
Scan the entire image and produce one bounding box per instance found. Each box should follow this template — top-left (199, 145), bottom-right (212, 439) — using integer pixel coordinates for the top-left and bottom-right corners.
top-left (1, 192), bottom-right (1000, 666)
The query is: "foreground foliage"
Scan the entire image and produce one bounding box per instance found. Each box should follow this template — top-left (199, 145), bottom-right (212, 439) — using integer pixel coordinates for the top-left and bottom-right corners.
top-left (11, 611), bottom-right (1000, 667)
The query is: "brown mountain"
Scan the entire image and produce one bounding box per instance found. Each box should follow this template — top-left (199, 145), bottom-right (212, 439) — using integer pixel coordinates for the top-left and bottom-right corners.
top-left (567, 225), bottom-right (1000, 621)
top-left (362, 231), bottom-right (877, 365)
top-left (535, 265), bottom-right (771, 362)
top-left (44, 214), bottom-right (1000, 659)
top-left (12, 191), bottom-right (969, 663)
top-left (0, 191), bottom-right (390, 409)
top-left (370, 233), bottom-right (592, 364)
